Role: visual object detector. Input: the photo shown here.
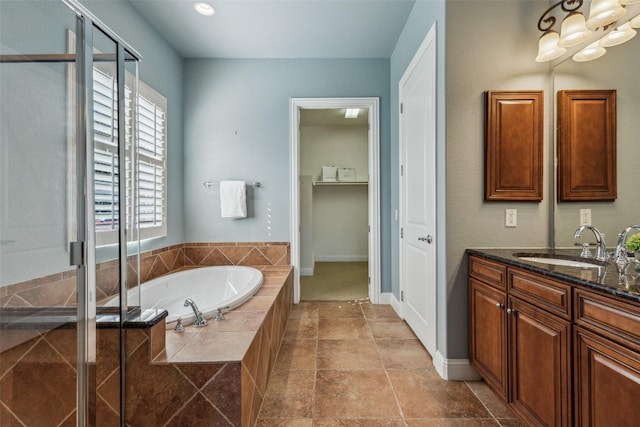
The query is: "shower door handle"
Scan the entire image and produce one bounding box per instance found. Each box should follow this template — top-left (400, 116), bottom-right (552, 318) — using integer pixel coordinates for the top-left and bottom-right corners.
top-left (69, 241), bottom-right (85, 266)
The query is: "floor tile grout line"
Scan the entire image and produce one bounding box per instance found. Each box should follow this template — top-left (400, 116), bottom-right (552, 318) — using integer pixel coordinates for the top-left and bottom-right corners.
top-left (311, 332), bottom-right (318, 421)
top-left (464, 381), bottom-right (502, 425)
top-left (366, 312), bottom-right (408, 424)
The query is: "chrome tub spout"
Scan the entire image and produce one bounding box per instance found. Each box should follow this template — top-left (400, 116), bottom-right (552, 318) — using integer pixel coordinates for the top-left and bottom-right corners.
top-left (184, 298), bottom-right (208, 327)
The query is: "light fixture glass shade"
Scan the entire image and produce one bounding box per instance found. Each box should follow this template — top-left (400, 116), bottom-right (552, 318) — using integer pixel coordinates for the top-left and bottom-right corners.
top-left (194, 2), bottom-right (215, 16)
top-left (586, 0), bottom-right (627, 29)
top-left (559, 12), bottom-right (592, 47)
top-left (599, 22), bottom-right (637, 46)
top-left (573, 41), bottom-right (607, 62)
top-left (535, 31), bottom-right (567, 62)
top-left (630, 14), bottom-right (640, 28)
top-left (619, 0), bottom-right (640, 5)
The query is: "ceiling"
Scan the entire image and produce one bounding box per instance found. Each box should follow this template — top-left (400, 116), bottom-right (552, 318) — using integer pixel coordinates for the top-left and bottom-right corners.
top-left (128, 0), bottom-right (416, 59)
top-left (300, 108), bottom-right (369, 126)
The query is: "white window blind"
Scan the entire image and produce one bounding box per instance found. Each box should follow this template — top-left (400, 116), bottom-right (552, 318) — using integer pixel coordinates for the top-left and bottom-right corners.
top-left (92, 68), bottom-right (166, 246)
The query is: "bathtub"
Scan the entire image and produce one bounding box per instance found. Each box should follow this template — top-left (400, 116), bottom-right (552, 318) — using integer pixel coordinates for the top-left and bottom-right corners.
top-left (109, 266), bottom-right (264, 327)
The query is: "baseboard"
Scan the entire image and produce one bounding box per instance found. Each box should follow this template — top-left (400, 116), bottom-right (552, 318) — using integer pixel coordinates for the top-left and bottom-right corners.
top-left (433, 351), bottom-right (481, 381)
top-left (314, 255), bottom-right (368, 262)
top-left (379, 292), bottom-right (391, 304)
top-left (300, 267), bottom-right (314, 276)
top-left (382, 292), bottom-right (402, 318)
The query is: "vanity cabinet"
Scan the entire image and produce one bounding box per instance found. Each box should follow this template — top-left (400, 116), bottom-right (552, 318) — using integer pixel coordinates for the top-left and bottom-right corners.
top-left (573, 289), bottom-right (640, 427)
top-left (469, 252), bottom-right (640, 427)
top-left (469, 276), bottom-right (508, 397)
top-left (469, 255), bottom-right (571, 426)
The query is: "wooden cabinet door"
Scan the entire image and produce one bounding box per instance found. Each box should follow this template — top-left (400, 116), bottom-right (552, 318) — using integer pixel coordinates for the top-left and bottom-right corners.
top-left (484, 90), bottom-right (544, 201)
top-left (557, 90), bottom-right (616, 201)
top-left (575, 327), bottom-right (640, 427)
top-left (469, 277), bottom-right (508, 399)
top-left (509, 297), bottom-right (572, 427)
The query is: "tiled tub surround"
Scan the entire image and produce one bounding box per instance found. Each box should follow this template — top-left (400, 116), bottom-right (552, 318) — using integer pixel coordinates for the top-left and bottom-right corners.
top-left (1, 266), bottom-right (292, 427)
top-left (1, 241), bottom-right (291, 426)
top-left (0, 242), bottom-right (290, 307)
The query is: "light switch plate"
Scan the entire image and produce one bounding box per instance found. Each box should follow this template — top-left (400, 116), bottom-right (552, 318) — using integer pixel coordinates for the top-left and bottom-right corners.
top-left (506, 209), bottom-right (517, 227)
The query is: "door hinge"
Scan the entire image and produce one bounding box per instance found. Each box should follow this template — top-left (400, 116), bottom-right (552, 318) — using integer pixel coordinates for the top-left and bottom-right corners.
top-left (401, 227), bottom-right (404, 238)
top-left (69, 241), bottom-right (85, 266)
top-left (401, 290), bottom-right (405, 302)
top-left (368, 277), bottom-right (371, 284)
top-left (400, 102), bottom-right (404, 114)
top-left (400, 165), bottom-right (404, 176)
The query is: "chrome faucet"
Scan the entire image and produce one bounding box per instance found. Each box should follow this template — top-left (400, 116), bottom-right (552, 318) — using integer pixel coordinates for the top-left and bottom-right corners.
top-left (613, 225), bottom-right (640, 274)
top-left (574, 225), bottom-right (608, 262)
top-left (184, 298), bottom-right (208, 327)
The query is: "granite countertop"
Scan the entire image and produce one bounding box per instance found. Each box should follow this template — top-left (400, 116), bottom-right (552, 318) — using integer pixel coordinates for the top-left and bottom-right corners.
top-left (467, 248), bottom-right (640, 303)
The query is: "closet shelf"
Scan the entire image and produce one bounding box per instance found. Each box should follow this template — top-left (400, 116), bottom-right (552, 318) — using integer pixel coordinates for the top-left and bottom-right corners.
top-left (312, 181), bottom-right (368, 187)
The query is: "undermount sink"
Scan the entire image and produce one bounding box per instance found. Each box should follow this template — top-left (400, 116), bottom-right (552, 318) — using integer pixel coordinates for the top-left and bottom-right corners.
top-left (513, 253), bottom-right (604, 269)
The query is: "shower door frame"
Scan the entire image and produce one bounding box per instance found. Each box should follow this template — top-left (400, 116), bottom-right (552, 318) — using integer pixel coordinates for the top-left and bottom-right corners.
top-left (61, 1), bottom-right (142, 424)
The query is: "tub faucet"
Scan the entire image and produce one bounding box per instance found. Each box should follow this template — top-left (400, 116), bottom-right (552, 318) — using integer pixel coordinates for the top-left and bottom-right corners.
top-left (574, 225), bottom-right (608, 262)
top-left (613, 225), bottom-right (640, 274)
top-left (184, 298), bottom-right (208, 327)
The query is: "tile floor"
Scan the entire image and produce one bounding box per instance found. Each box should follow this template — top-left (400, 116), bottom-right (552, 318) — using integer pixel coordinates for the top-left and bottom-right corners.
top-left (255, 301), bottom-right (524, 426)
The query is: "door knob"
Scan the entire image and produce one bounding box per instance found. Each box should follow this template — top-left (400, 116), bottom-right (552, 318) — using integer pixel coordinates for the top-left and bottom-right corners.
top-left (418, 235), bottom-right (433, 243)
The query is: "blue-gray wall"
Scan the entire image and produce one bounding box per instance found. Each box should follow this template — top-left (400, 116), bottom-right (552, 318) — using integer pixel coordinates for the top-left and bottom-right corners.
top-left (182, 58), bottom-right (393, 291)
top-left (82, 0), bottom-right (185, 258)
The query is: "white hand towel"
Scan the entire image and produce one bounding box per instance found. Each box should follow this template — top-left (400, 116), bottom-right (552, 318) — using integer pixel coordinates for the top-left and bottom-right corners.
top-left (220, 180), bottom-right (247, 219)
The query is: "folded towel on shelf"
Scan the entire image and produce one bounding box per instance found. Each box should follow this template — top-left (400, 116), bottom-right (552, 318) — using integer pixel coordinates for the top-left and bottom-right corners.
top-left (220, 180), bottom-right (247, 219)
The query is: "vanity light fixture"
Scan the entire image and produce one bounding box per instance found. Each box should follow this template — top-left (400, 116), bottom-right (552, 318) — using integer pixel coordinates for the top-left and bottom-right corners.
top-left (599, 21), bottom-right (637, 46)
top-left (585, 0), bottom-right (626, 29)
top-left (558, 12), bottom-right (592, 46)
top-left (572, 41), bottom-right (607, 61)
top-left (194, 2), bottom-right (215, 16)
top-left (536, 0), bottom-right (583, 62)
top-left (536, 0), bottom-right (640, 62)
top-left (344, 108), bottom-right (359, 119)
top-left (536, 31), bottom-right (567, 61)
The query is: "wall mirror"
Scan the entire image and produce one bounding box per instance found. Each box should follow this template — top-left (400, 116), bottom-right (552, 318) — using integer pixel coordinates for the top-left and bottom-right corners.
top-left (553, 34), bottom-right (640, 248)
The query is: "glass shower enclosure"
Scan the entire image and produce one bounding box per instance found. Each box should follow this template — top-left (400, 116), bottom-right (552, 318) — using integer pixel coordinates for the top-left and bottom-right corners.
top-left (0, 1), bottom-right (140, 425)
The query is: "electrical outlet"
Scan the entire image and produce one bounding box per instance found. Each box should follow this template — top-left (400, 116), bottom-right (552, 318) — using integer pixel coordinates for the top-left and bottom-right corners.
top-left (580, 209), bottom-right (591, 226)
top-left (505, 209), bottom-right (517, 227)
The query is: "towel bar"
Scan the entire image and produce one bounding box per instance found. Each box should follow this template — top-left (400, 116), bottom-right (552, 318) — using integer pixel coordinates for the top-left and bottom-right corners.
top-left (203, 181), bottom-right (261, 189)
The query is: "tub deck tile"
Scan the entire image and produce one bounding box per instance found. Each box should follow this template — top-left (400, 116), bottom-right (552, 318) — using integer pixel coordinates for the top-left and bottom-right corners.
top-left (169, 330), bottom-right (256, 363)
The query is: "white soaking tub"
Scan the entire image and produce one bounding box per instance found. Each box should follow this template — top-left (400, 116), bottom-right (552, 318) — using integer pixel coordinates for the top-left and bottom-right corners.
top-left (109, 266), bottom-right (264, 327)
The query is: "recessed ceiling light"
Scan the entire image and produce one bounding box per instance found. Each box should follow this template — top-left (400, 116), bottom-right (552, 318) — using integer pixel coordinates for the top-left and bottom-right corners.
top-left (345, 108), bottom-right (359, 119)
top-left (194, 2), bottom-right (215, 16)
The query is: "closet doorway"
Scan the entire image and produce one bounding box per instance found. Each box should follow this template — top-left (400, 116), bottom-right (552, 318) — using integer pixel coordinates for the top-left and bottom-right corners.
top-left (290, 98), bottom-right (380, 304)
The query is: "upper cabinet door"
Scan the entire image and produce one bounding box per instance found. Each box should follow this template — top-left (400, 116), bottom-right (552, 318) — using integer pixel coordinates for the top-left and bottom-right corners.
top-left (485, 90), bottom-right (544, 202)
top-left (557, 90), bottom-right (617, 202)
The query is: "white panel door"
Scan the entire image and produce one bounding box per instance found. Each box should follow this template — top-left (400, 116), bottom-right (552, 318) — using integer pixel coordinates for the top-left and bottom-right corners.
top-left (400, 25), bottom-right (437, 356)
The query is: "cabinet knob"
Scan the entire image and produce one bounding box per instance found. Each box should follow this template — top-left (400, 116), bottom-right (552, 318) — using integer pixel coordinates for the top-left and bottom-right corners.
top-left (506, 308), bottom-right (517, 315)
top-left (495, 303), bottom-right (504, 309)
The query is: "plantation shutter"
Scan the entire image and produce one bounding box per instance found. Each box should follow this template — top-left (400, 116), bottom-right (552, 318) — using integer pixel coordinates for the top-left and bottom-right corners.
top-left (92, 68), bottom-right (166, 245)
top-left (137, 91), bottom-right (165, 230)
top-left (93, 67), bottom-right (132, 234)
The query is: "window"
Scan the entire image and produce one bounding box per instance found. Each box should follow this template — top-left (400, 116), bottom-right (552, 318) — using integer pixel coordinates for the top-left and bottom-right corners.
top-left (92, 67), bottom-right (167, 247)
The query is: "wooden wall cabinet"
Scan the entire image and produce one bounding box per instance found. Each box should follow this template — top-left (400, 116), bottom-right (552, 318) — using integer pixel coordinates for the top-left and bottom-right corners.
top-left (484, 91), bottom-right (544, 202)
top-left (557, 90), bottom-right (617, 202)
